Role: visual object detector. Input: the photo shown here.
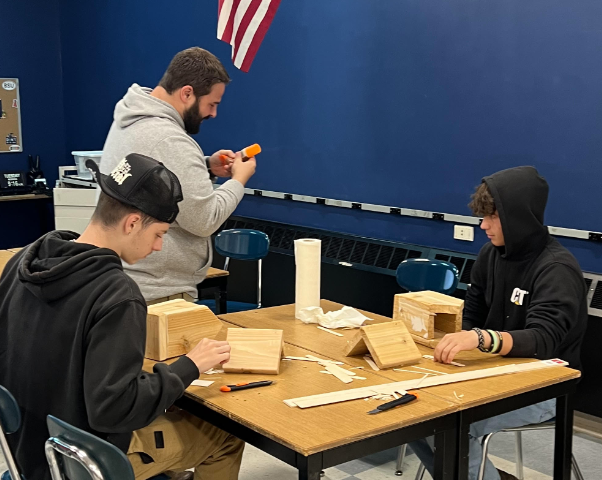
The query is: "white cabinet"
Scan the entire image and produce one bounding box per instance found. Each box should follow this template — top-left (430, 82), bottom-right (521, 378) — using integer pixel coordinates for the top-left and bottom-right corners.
top-left (53, 187), bottom-right (97, 234)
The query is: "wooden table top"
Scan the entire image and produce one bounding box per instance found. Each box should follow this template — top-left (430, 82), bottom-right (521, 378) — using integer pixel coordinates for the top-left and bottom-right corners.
top-left (144, 320), bottom-right (456, 455)
top-left (219, 301), bottom-right (581, 410)
top-left (0, 193), bottom-right (52, 202)
top-left (206, 267), bottom-right (229, 278)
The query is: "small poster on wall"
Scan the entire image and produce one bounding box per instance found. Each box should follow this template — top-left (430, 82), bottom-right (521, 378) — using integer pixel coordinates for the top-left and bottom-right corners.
top-left (0, 78), bottom-right (23, 153)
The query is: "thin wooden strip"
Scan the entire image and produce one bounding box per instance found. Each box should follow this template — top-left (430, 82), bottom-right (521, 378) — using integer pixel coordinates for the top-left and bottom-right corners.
top-left (423, 354), bottom-right (465, 367)
top-left (317, 326), bottom-right (344, 337)
top-left (411, 365), bottom-right (448, 375)
top-left (324, 364), bottom-right (353, 384)
top-left (364, 355), bottom-right (380, 371)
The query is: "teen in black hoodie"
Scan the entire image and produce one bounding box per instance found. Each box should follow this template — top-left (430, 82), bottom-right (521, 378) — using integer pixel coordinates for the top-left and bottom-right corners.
top-left (434, 166), bottom-right (587, 369)
top-left (0, 155), bottom-right (241, 480)
top-left (411, 166), bottom-right (587, 480)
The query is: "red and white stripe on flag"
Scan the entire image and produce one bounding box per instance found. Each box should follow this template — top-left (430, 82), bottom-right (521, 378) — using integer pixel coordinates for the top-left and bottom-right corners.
top-left (217, 0), bottom-right (282, 72)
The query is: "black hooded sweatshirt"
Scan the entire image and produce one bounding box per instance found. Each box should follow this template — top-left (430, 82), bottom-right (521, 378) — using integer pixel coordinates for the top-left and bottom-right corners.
top-left (0, 231), bottom-right (199, 480)
top-left (463, 167), bottom-right (587, 370)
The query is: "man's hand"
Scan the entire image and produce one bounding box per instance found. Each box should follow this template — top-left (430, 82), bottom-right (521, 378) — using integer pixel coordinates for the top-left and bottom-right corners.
top-left (186, 338), bottom-right (231, 373)
top-left (231, 154), bottom-right (257, 186)
top-left (208, 150), bottom-right (236, 177)
top-left (433, 330), bottom-right (479, 364)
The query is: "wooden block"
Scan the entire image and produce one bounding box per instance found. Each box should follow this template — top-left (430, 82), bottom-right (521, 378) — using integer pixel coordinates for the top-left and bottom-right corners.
top-left (410, 330), bottom-right (446, 349)
top-left (223, 328), bottom-right (284, 375)
top-left (343, 321), bottom-right (422, 369)
top-left (145, 302), bottom-right (223, 361)
top-left (393, 291), bottom-right (464, 340)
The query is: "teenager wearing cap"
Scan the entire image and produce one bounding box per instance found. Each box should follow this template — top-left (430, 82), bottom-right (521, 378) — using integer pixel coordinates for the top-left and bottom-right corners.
top-left (0, 153), bottom-right (244, 480)
top-left (409, 166), bottom-right (587, 480)
top-left (100, 47), bottom-right (257, 303)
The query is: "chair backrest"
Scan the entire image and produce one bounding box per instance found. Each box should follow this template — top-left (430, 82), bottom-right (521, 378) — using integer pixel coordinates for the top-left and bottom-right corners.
top-left (396, 258), bottom-right (459, 295)
top-left (215, 229), bottom-right (270, 261)
top-left (46, 415), bottom-right (135, 480)
top-left (0, 385), bottom-right (22, 480)
top-left (0, 386), bottom-right (20, 435)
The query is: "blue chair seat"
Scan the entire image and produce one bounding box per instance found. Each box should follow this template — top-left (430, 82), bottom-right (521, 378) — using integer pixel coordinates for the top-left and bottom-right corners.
top-left (214, 229), bottom-right (270, 311)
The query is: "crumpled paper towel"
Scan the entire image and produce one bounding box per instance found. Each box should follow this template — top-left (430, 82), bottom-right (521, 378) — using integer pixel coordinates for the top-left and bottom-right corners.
top-left (297, 306), bottom-right (371, 329)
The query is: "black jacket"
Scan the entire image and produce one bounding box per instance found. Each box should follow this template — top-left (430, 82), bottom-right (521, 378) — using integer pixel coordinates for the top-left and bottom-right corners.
top-left (463, 167), bottom-right (587, 370)
top-left (0, 231), bottom-right (199, 480)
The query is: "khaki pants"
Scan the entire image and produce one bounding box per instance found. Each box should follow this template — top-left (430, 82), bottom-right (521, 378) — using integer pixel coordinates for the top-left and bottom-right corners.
top-left (127, 409), bottom-right (244, 480)
top-left (147, 292), bottom-right (196, 306)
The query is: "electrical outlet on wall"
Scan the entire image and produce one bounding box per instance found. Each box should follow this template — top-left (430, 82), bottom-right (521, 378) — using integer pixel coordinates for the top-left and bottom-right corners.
top-left (454, 225), bottom-right (474, 241)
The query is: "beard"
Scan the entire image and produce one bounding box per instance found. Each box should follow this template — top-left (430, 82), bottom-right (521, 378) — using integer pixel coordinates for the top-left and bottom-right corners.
top-left (183, 97), bottom-right (211, 134)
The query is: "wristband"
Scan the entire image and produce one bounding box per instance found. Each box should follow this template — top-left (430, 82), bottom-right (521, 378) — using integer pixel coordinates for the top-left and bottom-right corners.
top-left (472, 328), bottom-right (487, 352)
top-left (486, 330), bottom-right (499, 354)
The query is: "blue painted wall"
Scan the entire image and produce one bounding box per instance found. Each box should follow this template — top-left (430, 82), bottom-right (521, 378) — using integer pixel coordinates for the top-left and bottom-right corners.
top-left (9, 0), bottom-right (602, 271)
top-left (0, 0), bottom-right (65, 248)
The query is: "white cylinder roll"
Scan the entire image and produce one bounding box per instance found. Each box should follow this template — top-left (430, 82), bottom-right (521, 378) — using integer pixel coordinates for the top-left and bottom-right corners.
top-left (294, 238), bottom-right (321, 319)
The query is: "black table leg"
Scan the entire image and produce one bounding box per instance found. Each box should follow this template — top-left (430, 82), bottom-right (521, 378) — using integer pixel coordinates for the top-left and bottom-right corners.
top-left (554, 393), bottom-right (574, 480)
top-left (297, 452), bottom-right (323, 480)
top-left (218, 281), bottom-right (228, 314)
top-left (434, 424), bottom-right (458, 480)
top-left (455, 412), bottom-right (470, 480)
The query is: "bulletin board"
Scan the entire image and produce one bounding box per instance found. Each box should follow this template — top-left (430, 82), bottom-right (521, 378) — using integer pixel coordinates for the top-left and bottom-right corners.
top-left (0, 78), bottom-right (22, 153)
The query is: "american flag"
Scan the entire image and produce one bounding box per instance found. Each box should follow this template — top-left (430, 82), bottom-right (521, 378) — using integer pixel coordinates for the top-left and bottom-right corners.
top-left (217, 0), bottom-right (282, 72)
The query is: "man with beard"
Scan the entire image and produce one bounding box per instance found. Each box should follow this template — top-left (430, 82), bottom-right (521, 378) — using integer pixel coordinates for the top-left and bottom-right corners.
top-left (100, 47), bottom-right (256, 303)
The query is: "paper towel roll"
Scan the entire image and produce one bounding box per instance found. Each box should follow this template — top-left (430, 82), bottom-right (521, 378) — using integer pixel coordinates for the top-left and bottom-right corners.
top-left (295, 239), bottom-right (321, 318)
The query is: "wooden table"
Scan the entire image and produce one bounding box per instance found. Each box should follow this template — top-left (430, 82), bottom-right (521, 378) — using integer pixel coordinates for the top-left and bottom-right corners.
top-left (145, 319), bottom-right (460, 479)
top-left (220, 301), bottom-right (581, 479)
top-left (197, 267), bottom-right (229, 314)
top-left (0, 249), bottom-right (16, 276)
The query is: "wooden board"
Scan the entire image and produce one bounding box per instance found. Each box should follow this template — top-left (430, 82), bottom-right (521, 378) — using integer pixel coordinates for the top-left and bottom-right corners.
top-left (223, 328), bottom-right (284, 375)
top-left (393, 291), bottom-right (463, 340)
top-left (145, 302), bottom-right (223, 361)
top-left (344, 321), bottom-right (422, 369)
top-left (411, 330), bottom-right (446, 349)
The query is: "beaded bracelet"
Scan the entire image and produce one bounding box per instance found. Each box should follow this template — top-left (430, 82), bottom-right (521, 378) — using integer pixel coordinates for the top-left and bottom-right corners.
top-left (472, 327), bottom-right (487, 352)
top-left (486, 329), bottom-right (499, 354)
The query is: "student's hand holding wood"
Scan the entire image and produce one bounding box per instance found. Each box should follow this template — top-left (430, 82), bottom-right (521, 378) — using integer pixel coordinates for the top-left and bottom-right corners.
top-left (186, 338), bottom-right (231, 373)
top-left (434, 330), bottom-right (479, 364)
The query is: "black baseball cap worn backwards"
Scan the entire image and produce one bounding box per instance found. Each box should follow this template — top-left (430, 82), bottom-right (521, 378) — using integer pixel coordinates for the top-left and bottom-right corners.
top-left (86, 153), bottom-right (183, 223)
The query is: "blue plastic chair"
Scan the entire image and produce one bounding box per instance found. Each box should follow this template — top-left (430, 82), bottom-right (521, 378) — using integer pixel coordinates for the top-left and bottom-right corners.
top-left (394, 258), bottom-right (459, 477)
top-left (395, 258), bottom-right (459, 295)
top-left (0, 385), bottom-right (23, 480)
top-left (45, 415), bottom-right (135, 480)
top-left (214, 229), bottom-right (270, 309)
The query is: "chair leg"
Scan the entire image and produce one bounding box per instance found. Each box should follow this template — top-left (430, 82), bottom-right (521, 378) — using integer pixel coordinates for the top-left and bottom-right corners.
top-left (478, 432), bottom-right (496, 480)
top-left (571, 453), bottom-right (585, 480)
top-left (395, 444), bottom-right (407, 475)
top-left (257, 259), bottom-right (262, 309)
top-left (44, 441), bottom-right (65, 480)
top-left (415, 463), bottom-right (426, 480)
top-left (514, 431), bottom-right (524, 480)
top-left (0, 427), bottom-right (21, 480)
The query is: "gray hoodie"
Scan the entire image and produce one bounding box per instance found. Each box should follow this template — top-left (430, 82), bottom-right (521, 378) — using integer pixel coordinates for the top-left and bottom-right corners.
top-left (100, 84), bottom-right (244, 301)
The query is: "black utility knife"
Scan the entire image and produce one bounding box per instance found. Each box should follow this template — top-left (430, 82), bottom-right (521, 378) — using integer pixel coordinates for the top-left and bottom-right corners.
top-left (367, 393), bottom-right (417, 414)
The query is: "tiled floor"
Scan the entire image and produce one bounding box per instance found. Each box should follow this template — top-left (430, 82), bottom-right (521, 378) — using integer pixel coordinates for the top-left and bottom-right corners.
top-left (2, 429), bottom-right (599, 478)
